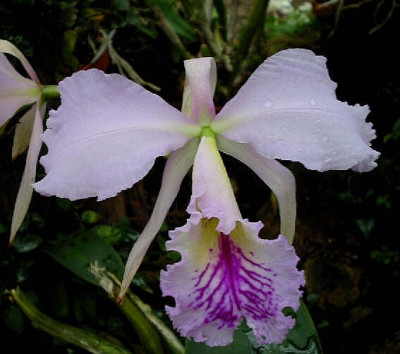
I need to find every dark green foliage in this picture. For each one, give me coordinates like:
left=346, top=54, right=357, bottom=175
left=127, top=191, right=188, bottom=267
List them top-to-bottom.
left=1, top=0, right=400, bottom=353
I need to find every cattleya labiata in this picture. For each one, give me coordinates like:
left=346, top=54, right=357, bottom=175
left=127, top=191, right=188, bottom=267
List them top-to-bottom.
left=27, top=49, right=378, bottom=345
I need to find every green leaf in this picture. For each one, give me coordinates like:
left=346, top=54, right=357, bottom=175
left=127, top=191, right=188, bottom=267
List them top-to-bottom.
left=113, top=0, right=130, bottom=11
left=152, top=0, right=196, bottom=41
left=126, top=9, right=158, bottom=38
left=62, top=29, right=79, bottom=71
left=383, top=118, right=400, bottom=142
left=56, top=198, right=71, bottom=211
left=81, top=210, right=101, bottom=224
left=31, top=212, right=45, bottom=227
left=356, top=218, right=375, bottom=237
left=93, top=224, right=123, bottom=244
left=46, top=230, right=124, bottom=285
left=47, top=230, right=168, bottom=353
left=13, top=233, right=43, bottom=253
left=247, top=300, right=322, bottom=353
left=280, top=300, right=322, bottom=352
left=185, top=301, right=322, bottom=354
left=3, top=305, right=25, bottom=333
left=185, top=322, right=252, bottom=353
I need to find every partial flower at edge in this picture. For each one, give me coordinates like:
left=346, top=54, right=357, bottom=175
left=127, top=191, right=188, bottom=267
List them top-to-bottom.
left=0, top=40, right=41, bottom=127
left=0, top=40, right=45, bottom=244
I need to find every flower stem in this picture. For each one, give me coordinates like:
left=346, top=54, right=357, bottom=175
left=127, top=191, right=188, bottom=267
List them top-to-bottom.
left=41, top=85, right=59, bottom=100
left=9, top=288, right=131, bottom=354
left=117, top=294, right=165, bottom=354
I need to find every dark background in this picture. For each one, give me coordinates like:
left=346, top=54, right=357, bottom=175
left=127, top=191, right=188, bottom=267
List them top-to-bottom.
left=1, top=1, right=399, bottom=353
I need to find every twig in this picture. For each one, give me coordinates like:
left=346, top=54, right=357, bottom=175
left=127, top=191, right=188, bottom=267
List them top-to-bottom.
left=368, top=0, right=399, bottom=34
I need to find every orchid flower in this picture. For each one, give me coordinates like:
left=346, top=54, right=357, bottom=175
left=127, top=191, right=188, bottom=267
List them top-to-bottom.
left=0, top=40, right=53, bottom=243
left=33, top=49, right=378, bottom=336
left=160, top=135, right=304, bottom=345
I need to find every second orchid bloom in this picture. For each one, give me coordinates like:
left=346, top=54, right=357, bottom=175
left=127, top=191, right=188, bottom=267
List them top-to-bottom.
left=0, top=40, right=49, bottom=244
left=33, top=49, right=379, bottom=345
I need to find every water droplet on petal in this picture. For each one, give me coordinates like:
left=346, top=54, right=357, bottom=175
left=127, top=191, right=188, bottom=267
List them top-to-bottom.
left=310, top=98, right=317, bottom=106
left=264, top=100, right=273, bottom=108
left=322, top=135, right=330, bottom=142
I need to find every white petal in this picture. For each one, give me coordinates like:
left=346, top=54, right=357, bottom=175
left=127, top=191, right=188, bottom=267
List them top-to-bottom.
left=0, top=40, right=40, bottom=83
left=213, top=49, right=379, bottom=172
left=0, top=53, right=39, bottom=126
left=182, top=57, right=216, bottom=123
left=34, top=69, right=200, bottom=201
left=10, top=102, right=45, bottom=243
left=12, top=104, right=36, bottom=159
left=188, top=136, right=241, bottom=234
left=218, top=136, right=297, bottom=243
left=118, top=138, right=199, bottom=299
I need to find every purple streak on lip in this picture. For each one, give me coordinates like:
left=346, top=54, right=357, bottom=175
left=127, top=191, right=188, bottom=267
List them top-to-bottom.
left=189, top=232, right=277, bottom=328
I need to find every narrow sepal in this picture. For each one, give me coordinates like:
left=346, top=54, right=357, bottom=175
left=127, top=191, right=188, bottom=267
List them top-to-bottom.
left=0, top=53, right=39, bottom=126
left=182, top=57, right=216, bottom=123
left=10, top=102, right=45, bottom=243
left=12, top=104, right=36, bottom=159
left=217, top=136, right=296, bottom=243
left=118, top=138, right=199, bottom=299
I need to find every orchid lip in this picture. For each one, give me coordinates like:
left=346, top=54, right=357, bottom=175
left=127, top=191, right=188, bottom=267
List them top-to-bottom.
left=161, top=135, right=303, bottom=346
left=161, top=217, right=304, bottom=346
left=189, top=231, right=278, bottom=325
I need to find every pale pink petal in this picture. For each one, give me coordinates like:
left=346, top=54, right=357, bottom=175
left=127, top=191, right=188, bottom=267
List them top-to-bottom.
left=0, top=40, right=40, bottom=83
left=212, top=49, right=379, bottom=172
left=0, top=53, right=39, bottom=126
left=182, top=57, right=216, bottom=123
left=33, top=69, right=200, bottom=201
left=10, top=101, right=45, bottom=243
left=12, top=104, right=36, bottom=159
left=187, top=136, right=241, bottom=234
left=217, top=136, right=297, bottom=243
left=118, top=138, right=199, bottom=299
left=160, top=218, right=304, bottom=346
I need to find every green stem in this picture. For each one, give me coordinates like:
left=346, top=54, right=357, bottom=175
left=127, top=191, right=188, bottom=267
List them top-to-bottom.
left=214, top=0, right=227, bottom=41
left=41, top=85, right=59, bottom=100
left=92, top=269, right=182, bottom=354
left=10, top=288, right=131, bottom=354
left=125, top=290, right=184, bottom=354
left=118, top=295, right=165, bottom=354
